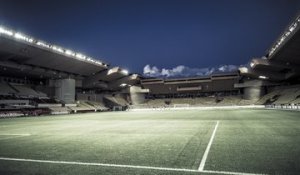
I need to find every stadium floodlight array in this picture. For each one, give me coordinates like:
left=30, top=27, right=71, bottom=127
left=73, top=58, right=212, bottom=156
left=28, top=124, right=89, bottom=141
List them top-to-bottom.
left=269, top=15, right=300, bottom=57
left=0, top=25, right=108, bottom=67
left=240, top=66, right=269, bottom=80
left=107, top=67, right=129, bottom=76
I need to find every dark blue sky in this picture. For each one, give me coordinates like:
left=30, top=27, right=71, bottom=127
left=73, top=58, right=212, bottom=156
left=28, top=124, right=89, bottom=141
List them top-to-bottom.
left=0, top=0, right=300, bottom=74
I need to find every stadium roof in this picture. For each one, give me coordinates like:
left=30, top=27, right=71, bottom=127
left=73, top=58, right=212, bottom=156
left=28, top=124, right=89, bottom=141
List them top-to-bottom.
left=239, top=13, right=300, bottom=81
left=0, top=25, right=108, bottom=77
left=0, top=25, right=141, bottom=90
left=83, top=67, right=141, bottom=90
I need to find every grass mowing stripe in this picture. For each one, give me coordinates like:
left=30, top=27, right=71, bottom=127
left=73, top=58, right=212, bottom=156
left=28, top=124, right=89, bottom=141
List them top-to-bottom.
left=198, top=121, right=219, bottom=171
left=0, top=134, right=31, bottom=136
left=0, top=134, right=31, bottom=141
left=0, top=157, right=266, bottom=175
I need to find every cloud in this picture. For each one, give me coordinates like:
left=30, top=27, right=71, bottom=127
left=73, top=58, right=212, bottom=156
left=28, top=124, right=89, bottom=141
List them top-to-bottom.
left=143, top=64, right=239, bottom=78
left=143, top=65, right=160, bottom=76
left=218, top=65, right=238, bottom=72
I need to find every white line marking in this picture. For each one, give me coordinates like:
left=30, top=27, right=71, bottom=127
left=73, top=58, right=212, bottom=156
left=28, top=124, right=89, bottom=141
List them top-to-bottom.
left=198, top=120, right=220, bottom=171
left=0, top=157, right=266, bottom=175
left=0, top=157, right=198, bottom=173
left=202, top=170, right=267, bottom=175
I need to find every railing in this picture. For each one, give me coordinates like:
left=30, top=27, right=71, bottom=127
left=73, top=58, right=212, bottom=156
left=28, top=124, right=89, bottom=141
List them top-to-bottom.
left=265, top=104, right=300, bottom=111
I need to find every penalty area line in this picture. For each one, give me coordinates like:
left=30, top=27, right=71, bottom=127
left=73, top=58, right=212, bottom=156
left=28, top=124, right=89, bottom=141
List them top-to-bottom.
left=198, top=120, right=219, bottom=171
left=0, top=157, right=266, bottom=175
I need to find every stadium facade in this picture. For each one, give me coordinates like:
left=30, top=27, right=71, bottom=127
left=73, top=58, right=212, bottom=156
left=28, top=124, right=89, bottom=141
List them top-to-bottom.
left=0, top=13, right=300, bottom=116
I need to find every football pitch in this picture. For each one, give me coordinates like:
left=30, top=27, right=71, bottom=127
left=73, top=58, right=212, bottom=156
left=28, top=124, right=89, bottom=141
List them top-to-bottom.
left=0, top=109, right=299, bottom=175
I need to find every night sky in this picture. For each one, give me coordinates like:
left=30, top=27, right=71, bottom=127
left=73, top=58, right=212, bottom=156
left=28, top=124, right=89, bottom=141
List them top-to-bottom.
left=0, top=0, right=300, bottom=75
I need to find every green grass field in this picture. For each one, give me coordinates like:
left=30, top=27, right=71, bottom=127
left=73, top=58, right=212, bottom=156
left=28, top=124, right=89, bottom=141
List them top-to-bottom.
left=0, top=109, right=299, bottom=175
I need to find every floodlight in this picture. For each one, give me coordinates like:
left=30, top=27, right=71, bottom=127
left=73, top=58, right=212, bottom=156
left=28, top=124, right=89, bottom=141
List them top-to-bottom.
left=0, top=26, right=13, bottom=36
left=14, top=33, right=26, bottom=40
left=14, top=33, right=34, bottom=43
left=36, top=41, right=48, bottom=47
left=52, top=46, right=64, bottom=53
left=65, top=50, right=75, bottom=56
left=75, top=53, right=86, bottom=60
left=95, top=61, right=103, bottom=65
left=239, top=67, right=248, bottom=73
left=107, top=69, right=114, bottom=75
left=121, top=69, right=129, bottom=75
left=131, top=74, right=138, bottom=79
left=258, top=75, right=268, bottom=79
left=120, top=83, right=127, bottom=87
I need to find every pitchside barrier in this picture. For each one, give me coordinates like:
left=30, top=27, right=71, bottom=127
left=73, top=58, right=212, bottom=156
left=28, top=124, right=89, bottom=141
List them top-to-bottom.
left=173, top=104, right=190, bottom=108
left=265, top=104, right=300, bottom=111
left=129, top=105, right=265, bottom=112
left=112, top=106, right=125, bottom=111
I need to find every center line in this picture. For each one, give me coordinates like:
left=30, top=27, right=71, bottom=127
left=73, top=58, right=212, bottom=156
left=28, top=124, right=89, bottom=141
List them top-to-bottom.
left=198, top=120, right=219, bottom=171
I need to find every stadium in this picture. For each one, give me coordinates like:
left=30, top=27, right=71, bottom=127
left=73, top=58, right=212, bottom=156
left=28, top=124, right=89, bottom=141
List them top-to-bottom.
left=0, top=3, right=300, bottom=175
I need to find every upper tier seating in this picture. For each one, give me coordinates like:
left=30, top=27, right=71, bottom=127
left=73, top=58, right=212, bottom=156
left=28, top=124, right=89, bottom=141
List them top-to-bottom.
left=0, top=82, right=17, bottom=95
left=13, top=85, right=40, bottom=97
left=257, top=85, right=300, bottom=105
left=272, top=88, right=300, bottom=105
left=104, top=95, right=128, bottom=106
left=131, top=95, right=255, bottom=109
left=68, top=101, right=97, bottom=112
left=86, top=101, right=109, bottom=111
